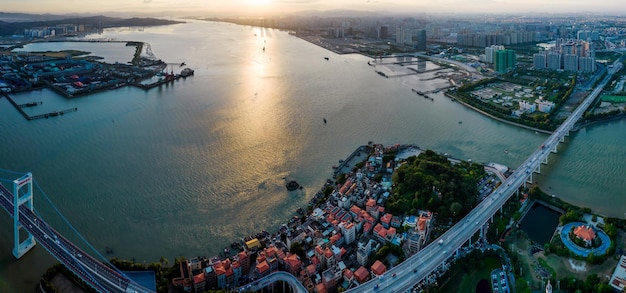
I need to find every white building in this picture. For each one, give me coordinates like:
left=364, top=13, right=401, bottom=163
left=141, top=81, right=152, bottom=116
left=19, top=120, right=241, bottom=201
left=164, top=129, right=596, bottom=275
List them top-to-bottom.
left=536, top=99, right=555, bottom=113
left=519, top=100, right=536, bottom=113
left=339, top=222, right=356, bottom=245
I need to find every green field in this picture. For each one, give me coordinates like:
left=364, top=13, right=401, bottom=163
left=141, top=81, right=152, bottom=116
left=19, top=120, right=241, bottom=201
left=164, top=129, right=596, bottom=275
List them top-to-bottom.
left=601, top=95, right=626, bottom=103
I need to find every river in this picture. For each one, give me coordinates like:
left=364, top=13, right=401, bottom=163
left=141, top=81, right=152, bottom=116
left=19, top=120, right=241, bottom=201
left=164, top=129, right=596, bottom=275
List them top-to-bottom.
left=0, top=20, right=624, bottom=292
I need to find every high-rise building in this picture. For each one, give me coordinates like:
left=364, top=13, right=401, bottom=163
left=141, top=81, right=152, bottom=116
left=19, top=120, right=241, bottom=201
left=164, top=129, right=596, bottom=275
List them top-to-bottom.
left=379, top=26, right=389, bottom=39
left=395, top=27, right=404, bottom=45
left=403, top=28, right=413, bottom=45
left=416, top=29, right=427, bottom=51
left=485, top=45, right=505, bottom=64
left=494, top=49, right=516, bottom=72
left=533, top=53, right=547, bottom=69
left=546, top=53, right=561, bottom=70
left=563, top=54, right=579, bottom=71
left=579, top=57, right=596, bottom=72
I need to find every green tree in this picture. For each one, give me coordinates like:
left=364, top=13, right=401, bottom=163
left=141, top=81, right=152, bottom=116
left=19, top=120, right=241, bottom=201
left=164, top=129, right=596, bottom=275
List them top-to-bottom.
left=450, top=202, right=462, bottom=217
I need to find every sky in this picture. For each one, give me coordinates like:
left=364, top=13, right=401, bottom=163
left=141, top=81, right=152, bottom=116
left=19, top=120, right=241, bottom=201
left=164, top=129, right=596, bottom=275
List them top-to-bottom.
left=1, top=0, right=625, bottom=16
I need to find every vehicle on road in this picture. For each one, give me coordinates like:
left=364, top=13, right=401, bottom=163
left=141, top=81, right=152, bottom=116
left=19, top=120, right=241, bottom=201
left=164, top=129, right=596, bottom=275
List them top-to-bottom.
left=438, top=239, right=444, bottom=245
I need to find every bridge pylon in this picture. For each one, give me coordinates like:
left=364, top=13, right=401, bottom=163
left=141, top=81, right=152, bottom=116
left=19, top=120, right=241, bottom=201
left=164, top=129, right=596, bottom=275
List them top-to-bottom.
left=13, top=173, right=36, bottom=259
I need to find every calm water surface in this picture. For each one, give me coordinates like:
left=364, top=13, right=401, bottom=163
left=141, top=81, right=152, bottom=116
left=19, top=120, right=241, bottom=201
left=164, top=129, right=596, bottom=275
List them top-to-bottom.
left=0, top=20, right=624, bottom=292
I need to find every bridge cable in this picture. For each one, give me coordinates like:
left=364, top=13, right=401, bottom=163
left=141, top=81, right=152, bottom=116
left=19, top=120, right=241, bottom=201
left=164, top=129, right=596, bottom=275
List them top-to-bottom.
left=30, top=178, right=135, bottom=280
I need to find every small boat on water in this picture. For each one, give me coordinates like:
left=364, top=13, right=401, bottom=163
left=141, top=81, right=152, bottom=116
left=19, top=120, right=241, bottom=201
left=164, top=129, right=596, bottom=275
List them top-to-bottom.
left=324, top=57, right=329, bottom=60
left=323, top=118, right=327, bottom=124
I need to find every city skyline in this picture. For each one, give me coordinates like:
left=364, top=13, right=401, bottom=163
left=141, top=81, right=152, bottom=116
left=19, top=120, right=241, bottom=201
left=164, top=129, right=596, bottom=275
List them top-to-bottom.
left=1, top=0, right=626, bottom=17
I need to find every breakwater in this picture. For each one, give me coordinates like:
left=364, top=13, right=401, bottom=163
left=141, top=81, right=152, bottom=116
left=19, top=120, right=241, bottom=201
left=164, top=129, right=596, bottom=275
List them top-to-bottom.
left=1, top=92, right=77, bottom=120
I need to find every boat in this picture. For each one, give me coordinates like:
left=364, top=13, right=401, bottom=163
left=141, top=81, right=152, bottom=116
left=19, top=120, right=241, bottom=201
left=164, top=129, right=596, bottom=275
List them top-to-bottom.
left=324, top=57, right=329, bottom=60
left=179, top=62, right=186, bottom=67
left=180, top=68, right=194, bottom=77
left=323, top=118, right=327, bottom=124
left=458, top=121, right=462, bottom=124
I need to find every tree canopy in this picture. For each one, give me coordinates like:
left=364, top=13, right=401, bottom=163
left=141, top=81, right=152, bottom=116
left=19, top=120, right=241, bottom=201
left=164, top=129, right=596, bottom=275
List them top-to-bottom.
left=388, top=150, right=485, bottom=220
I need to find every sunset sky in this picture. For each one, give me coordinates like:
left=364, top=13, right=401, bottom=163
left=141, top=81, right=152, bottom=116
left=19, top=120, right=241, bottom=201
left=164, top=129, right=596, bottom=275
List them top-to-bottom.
left=2, top=0, right=624, bottom=16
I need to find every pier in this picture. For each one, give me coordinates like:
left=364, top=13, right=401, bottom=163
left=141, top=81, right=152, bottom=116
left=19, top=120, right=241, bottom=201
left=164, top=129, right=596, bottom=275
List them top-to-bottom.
left=131, top=74, right=182, bottom=90
left=1, top=92, right=77, bottom=121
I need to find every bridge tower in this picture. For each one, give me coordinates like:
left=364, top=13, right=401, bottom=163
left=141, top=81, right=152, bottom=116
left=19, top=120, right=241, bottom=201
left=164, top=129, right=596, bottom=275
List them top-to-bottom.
left=13, top=173, right=36, bottom=259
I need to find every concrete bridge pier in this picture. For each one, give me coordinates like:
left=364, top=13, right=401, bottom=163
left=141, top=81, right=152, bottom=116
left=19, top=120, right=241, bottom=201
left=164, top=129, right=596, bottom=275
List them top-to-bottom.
left=551, top=144, right=558, bottom=153
left=542, top=156, right=548, bottom=165
left=12, top=173, right=36, bottom=259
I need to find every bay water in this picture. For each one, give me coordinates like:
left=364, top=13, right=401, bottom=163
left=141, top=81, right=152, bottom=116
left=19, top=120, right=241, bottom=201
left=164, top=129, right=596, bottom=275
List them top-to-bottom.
left=0, top=20, right=624, bottom=292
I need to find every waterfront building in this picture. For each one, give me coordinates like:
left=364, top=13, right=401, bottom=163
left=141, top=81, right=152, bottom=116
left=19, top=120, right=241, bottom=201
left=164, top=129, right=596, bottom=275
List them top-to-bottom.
left=536, top=99, right=555, bottom=113
left=519, top=100, right=537, bottom=113
left=237, top=251, right=250, bottom=276
left=609, top=255, right=626, bottom=291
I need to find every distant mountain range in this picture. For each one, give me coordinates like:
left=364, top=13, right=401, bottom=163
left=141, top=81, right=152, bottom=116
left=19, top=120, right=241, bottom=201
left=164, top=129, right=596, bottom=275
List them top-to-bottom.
left=0, top=13, right=183, bottom=36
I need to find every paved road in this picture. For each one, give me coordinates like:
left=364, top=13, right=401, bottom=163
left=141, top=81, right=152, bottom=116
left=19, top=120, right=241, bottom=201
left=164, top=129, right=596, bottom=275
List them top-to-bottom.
left=239, top=271, right=308, bottom=293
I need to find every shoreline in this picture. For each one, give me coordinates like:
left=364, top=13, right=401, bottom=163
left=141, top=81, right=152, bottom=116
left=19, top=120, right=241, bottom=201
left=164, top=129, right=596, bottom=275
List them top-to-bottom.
left=444, top=92, right=554, bottom=135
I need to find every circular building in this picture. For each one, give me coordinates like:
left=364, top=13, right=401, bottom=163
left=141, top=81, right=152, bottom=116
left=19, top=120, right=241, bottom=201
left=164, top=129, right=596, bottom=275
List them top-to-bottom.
left=560, top=222, right=611, bottom=257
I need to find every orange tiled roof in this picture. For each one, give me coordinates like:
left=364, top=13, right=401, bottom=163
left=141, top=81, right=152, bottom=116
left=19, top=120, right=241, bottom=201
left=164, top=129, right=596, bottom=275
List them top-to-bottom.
left=381, top=213, right=392, bottom=224
left=574, top=225, right=596, bottom=241
left=325, top=248, right=333, bottom=259
left=284, top=253, right=302, bottom=268
left=371, top=260, right=386, bottom=276
left=256, top=261, right=270, bottom=273
left=306, top=264, right=317, bottom=275
left=354, top=266, right=369, bottom=283
left=343, top=269, right=353, bottom=279
left=193, top=273, right=205, bottom=284
left=316, top=283, right=327, bottom=293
